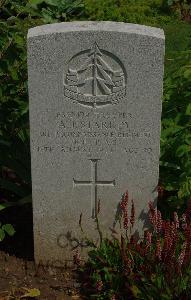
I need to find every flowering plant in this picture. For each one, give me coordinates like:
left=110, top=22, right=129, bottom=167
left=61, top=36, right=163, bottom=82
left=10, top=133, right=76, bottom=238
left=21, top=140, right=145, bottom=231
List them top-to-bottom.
left=75, top=192, right=191, bottom=299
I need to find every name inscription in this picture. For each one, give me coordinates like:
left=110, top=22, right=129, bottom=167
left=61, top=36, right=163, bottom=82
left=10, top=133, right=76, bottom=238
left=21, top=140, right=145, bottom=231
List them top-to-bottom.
left=36, top=110, right=153, bottom=155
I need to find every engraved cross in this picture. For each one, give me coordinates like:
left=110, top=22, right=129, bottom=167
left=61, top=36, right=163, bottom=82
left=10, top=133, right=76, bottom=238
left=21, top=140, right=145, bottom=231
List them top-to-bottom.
left=73, top=159, right=115, bottom=219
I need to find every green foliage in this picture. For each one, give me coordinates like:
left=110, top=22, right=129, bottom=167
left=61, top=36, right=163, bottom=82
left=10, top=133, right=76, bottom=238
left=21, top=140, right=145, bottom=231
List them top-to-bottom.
left=0, top=0, right=84, bottom=209
left=28, top=0, right=84, bottom=23
left=84, top=0, right=175, bottom=25
left=162, top=0, right=191, bottom=21
left=0, top=1, right=38, bottom=210
left=164, top=23, right=191, bottom=56
left=160, top=51, right=191, bottom=213
left=78, top=198, right=191, bottom=299
left=0, top=223, right=15, bottom=241
left=82, top=239, right=191, bottom=299
left=84, top=239, right=125, bottom=299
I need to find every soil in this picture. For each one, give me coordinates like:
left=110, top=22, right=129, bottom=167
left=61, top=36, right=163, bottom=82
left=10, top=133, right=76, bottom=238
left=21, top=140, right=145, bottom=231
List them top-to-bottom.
left=0, top=204, right=84, bottom=299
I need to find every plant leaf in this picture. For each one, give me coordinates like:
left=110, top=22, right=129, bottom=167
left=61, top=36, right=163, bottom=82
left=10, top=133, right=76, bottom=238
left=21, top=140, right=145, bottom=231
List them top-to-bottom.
left=186, top=103, right=191, bottom=116
left=176, top=145, right=190, bottom=157
left=2, top=224, right=16, bottom=236
left=0, top=228, right=5, bottom=241
left=21, top=288, right=40, bottom=298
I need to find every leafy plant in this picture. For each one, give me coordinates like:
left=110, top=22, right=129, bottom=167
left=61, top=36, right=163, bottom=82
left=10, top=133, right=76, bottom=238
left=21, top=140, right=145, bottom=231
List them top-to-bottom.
left=0, top=0, right=86, bottom=210
left=29, top=0, right=84, bottom=23
left=84, top=0, right=176, bottom=25
left=162, top=0, right=191, bottom=21
left=160, top=50, right=191, bottom=214
left=76, top=192, right=191, bottom=299
left=0, top=223, right=15, bottom=241
left=1, top=287, right=40, bottom=299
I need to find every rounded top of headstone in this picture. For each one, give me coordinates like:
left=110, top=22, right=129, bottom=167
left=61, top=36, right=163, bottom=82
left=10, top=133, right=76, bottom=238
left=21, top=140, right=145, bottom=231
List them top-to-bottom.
left=28, top=21, right=164, bottom=40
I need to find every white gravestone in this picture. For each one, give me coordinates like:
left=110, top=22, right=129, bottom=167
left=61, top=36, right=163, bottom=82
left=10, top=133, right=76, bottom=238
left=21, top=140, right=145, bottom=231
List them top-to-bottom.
left=27, top=22, right=165, bottom=264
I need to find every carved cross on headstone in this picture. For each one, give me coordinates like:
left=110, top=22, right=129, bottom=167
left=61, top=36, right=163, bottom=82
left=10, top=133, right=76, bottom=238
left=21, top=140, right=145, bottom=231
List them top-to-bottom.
left=73, top=159, right=116, bottom=218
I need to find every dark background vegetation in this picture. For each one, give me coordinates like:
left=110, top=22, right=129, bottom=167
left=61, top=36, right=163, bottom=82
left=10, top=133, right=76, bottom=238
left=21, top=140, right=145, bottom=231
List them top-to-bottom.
left=0, top=0, right=190, bottom=241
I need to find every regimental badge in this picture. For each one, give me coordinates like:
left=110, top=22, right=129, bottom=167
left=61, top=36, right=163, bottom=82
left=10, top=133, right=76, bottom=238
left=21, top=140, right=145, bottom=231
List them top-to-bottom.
left=64, top=42, right=126, bottom=108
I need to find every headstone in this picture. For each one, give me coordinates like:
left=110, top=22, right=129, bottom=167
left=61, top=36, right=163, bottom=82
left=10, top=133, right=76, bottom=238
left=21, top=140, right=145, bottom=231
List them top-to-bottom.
left=27, top=21, right=165, bottom=264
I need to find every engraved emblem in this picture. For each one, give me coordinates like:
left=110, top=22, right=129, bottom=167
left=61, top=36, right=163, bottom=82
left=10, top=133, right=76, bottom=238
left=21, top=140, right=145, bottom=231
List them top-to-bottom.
left=64, top=42, right=126, bottom=108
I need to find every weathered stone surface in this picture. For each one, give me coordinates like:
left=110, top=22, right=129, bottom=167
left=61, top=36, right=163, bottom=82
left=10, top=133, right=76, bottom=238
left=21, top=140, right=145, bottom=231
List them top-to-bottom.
left=27, top=21, right=165, bottom=264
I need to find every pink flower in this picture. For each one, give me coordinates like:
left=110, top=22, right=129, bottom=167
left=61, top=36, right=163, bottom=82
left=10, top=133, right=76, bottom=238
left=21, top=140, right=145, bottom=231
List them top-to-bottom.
left=120, top=191, right=129, bottom=230
left=120, top=191, right=128, bottom=211
left=148, top=201, right=154, bottom=213
left=157, top=210, right=162, bottom=233
left=173, top=212, right=179, bottom=229
left=181, top=214, right=187, bottom=230
left=171, top=221, right=178, bottom=240
left=162, top=222, right=172, bottom=249
left=185, top=226, right=191, bottom=243
left=145, top=231, right=152, bottom=249
left=156, top=239, right=162, bottom=260
left=178, top=242, right=187, bottom=266
left=183, top=247, right=191, bottom=266
left=73, top=250, right=81, bottom=266
left=96, top=280, right=103, bottom=292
